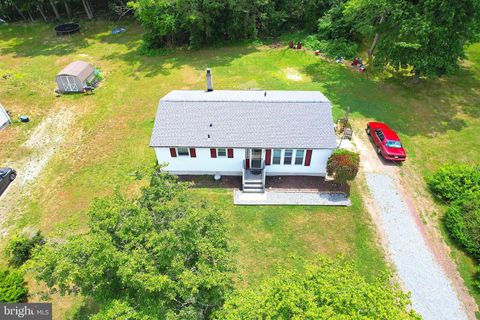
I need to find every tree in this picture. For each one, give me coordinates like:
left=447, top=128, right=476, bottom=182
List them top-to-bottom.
left=36, top=0, right=48, bottom=23
left=48, top=0, right=61, bottom=20
left=63, top=0, right=71, bottom=18
left=81, top=0, right=94, bottom=20
left=343, top=0, right=389, bottom=58
left=374, top=0, right=480, bottom=81
left=326, top=149, right=360, bottom=185
left=32, top=171, right=234, bottom=319
left=216, top=257, right=420, bottom=319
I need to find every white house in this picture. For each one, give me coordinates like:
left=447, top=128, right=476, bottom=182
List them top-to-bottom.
left=150, top=72, right=337, bottom=192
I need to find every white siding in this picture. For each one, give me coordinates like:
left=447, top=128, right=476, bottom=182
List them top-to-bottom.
left=0, top=104, right=10, bottom=129
left=154, top=147, right=333, bottom=176
left=155, top=147, right=245, bottom=176
left=267, top=149, right=333, bottom=176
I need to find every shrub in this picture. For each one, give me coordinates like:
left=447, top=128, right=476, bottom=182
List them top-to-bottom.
left=302, top=35, right=322, bottom=50
left=318, top=39, right=358, bottom=59
left=327, top=149, right=360, bottom=185
left=427, top=164, right=480, bottom=203
left=444, top=193, right=480, bottom=260
left=6, top=232, right=45, bottom=267
left=0, top=268, right=28, bottom=302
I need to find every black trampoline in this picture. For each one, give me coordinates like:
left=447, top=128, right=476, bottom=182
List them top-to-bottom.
left=55, top=23, right=80, bottom=36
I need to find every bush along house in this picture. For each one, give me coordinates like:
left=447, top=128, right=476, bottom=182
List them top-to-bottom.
left=150, top=69, right=337, bottom=193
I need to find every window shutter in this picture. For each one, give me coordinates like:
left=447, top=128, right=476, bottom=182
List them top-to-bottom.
left=169, top=148, right=177, bottom=157
left=189, top=148, right=196, bottom=158
left=210, top=148, right=217, bottom=158
left=227, top=148, right=234, bottom=158
left=265, top=149, right=271, bottom=165
left=305, top=149, right=312, bottom=166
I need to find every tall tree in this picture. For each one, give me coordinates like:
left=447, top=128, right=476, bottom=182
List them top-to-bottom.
left=6, top=0, right=27, bottom=21
left=49, top=0, right=61, bottom=20
left=63, top=0, right=71, bottom=18
left=81, top=0, right=94, bottom=19
left=344, top=0, right=389, bottom=58
left=374, top=0, right=480, bottom=81
left=37, top=1, right=48, bottom=22
left=32, top=171, right=235, bottom=319
left=216, top=257, right=420, bottom=319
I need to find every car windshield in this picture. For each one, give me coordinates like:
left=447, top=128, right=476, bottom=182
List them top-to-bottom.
left=386, top=140, right=402, bottom=148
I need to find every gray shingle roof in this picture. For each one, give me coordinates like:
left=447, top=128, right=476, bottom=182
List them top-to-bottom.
left=57, top=61, right=94, bottom=82
left=150, top=90, right=337, bottom=149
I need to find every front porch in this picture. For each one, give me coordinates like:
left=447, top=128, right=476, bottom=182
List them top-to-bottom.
left=242, top=159, right=265, bottom=193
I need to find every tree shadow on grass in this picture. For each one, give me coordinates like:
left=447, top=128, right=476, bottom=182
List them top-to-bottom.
left=0, top=22, right=93, bottom=57
left=101, top=44, right=260, bottom=78
left=303, top=60, right=480, bottom=138
left=71, top=298, right=99, bottom=320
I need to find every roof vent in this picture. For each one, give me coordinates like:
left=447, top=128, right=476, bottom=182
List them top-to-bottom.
left=206, top=68, right=213, bottom=92
left=264, top=91, right=267, bottom=97
left=209, top=123, right=213, bottom=127
left=207, top=134, right=211, bottom=140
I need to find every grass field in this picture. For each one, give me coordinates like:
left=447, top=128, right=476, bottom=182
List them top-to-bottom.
left=0, top=20, right=479, bottom=318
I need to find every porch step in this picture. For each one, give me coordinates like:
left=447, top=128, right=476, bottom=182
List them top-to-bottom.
left=244, top=179, right=262, bottom=184
left=243, top=183, right=264, bottom=193
left=243, top=187, right=265, bottom=193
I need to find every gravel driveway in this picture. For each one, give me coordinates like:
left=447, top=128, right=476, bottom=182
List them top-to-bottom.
left=365, top=173, right=467, bottom=320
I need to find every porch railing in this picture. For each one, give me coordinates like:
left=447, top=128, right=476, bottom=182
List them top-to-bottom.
left=242, top=160, right=266, bottom=193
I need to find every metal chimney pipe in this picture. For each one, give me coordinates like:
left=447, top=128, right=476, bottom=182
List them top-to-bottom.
left=206, top=68, right=213, bottom=92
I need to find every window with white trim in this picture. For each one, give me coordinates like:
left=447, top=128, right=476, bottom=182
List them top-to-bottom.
left=177, top=147, right=189, bottom=156
left=217, top=148, right=227, bottom=157
left=272, top=149, right=282, bottom=165
left=283, top=149, right=293, bottom=165
left=295, top=149, right=305, bottom=165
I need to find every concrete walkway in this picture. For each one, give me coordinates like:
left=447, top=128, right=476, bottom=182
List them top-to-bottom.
left=365, top=172, right=468, bottom=320
left=233, top=190, right=350, bottom=206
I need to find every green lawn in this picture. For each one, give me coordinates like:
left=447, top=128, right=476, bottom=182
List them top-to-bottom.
left=0, top=20, right=479, bottom=318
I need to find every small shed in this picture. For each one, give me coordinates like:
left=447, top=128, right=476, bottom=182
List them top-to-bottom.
left=56, top=61, right=94, bottom=93
left=0, top=102, right=11, bottom=130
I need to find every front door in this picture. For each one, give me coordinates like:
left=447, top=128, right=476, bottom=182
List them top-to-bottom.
left=250, top=149, right=263, bottom=169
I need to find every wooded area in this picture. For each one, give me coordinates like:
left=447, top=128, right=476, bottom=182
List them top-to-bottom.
left=1, top=0, right=479, bottom=80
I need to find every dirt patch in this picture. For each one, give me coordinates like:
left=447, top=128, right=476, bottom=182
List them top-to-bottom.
left=284, top=68, right=305, bottom=81
left=0, top=107, right=75, bottom=239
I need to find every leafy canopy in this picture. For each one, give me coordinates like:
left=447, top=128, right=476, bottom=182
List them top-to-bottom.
left=374, top=0, right=480, bottom=78
left=32, top=171, right=235, bottom=319
left=216, top=257, right=420, bottom=319
left=0, top=268, right=28, bottom=303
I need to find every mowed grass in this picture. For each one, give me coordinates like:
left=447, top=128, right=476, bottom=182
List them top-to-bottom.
left=0, top=20, right=479, bottom=317
left=190, top=183, right=383, bottom=286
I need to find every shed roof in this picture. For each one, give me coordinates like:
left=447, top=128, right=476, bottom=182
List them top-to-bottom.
left=57, top=61, right=94, bottom=82
left=150, top=90, right=337, bottom=149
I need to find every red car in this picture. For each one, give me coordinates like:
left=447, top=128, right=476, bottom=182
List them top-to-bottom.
left=366, top=122, right=406, bottom=161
